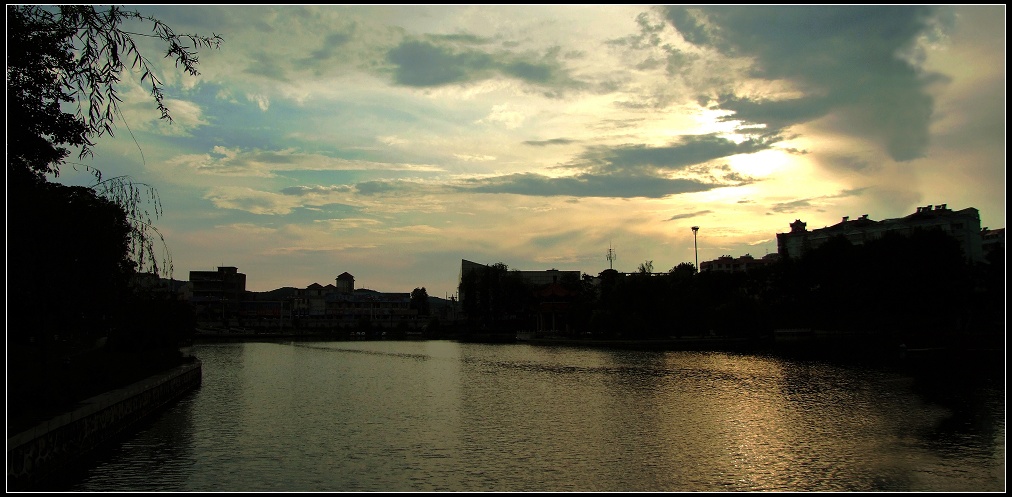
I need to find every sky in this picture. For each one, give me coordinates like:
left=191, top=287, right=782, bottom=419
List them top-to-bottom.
left=49, top=5, right=1006, bottom=296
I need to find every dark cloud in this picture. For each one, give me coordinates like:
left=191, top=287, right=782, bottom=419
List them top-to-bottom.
left=663, top=6, right=941, bottom=161
left=665, top=7, right=720, bottom=49
left=606, top=12, right=668, bottom=49
left=297, top=31, right=354, bottom=68
left=425, top=33, right=494, bottom=45
left=385, top=39, right=581, bottom=91
left=387, top=40, right=494, bottom=86
left=245, top=52, right=290, bottom=81
left=502, top=61, right=553, bottom=83
left=713, top=93, right=830, bottom=132
left=590, top=118, right=646, bottom=130
left=574, top=132, right=781, bottom=174
left=455, top=133, right=768, bottom=198
left=523, top=138, right=578, bottom=147
left=252, top=152, right=299, bottom=164
left=822, top=155, right=876, bottom=172
left=457, top=171, right=721, bottom=198
left=355, top=180, right=403, bottom=195
left=281, top=185, right=353, bottom=196
left=839, top=187, right=868, bottom=197
left=767, top=188, right=867, bottom=214
left=769, top=198, right=818, bottom=214
left=665, top=210, right=712, bottom=221
left=530, top=230, right=585, bottom=249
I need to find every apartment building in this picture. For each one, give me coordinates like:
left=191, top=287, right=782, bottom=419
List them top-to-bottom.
left=776, top=204, right=984, bottom=262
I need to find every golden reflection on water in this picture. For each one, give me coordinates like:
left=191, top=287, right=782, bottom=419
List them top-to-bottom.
left=61, top=341, right=1003, bottom=492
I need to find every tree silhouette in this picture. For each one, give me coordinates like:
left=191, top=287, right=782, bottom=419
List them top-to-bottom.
left=7, top=5, right=222, bottom=277
left=8, top=5, right=223, bottom=177
left=7, top=7, right=223, bottom=430
left=669, top=262, right=696, bottom=276
left=410, top=287, right=431, bottom=316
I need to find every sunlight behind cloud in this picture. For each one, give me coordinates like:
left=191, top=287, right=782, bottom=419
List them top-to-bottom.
left=60, top=5, right=1005, bottom=293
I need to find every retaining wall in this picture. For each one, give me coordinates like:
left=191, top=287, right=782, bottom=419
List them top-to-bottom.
left=7, top=360, right=202, bottom=490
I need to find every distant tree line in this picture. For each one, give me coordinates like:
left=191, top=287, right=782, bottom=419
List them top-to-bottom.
left=458, top=228, right=1004, bottom=348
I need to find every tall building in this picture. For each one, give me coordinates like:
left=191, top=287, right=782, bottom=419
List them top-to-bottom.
left=776, top=204, right=984, bottom=262
left=981, top=227, right=1005, bottom=259
left=189, top=266, right=246, bottom=304
left=189, top=266, right=247, bottom=323
left=336, top=272, right=355, bottom=294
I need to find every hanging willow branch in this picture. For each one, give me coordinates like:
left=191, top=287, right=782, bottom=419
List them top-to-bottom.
left=9, top=5, right=222, bottom=279
left=51, top=5, right=223, bottom=160
left=69, top=162, right=173, bottom=278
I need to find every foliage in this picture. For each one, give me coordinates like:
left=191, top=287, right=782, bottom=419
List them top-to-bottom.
left=6, top=4, right=219, bottom=433
left=7, top=5, right=222, bottom=277
left=7, top=5, right=223, bottom=178
left=7, top=5, right=87, bottom=183
left=90, top=172, right=174, bottom=277
left=8, top=181, right=136, bottom=345
left=458, top=262, right=534, bottom=330
left=670, top=262, right=696, bottom=276
left=410, top=287, right=431, bottom=316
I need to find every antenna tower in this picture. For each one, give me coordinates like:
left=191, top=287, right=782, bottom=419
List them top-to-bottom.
left=606, top=242, right=616, bottom=270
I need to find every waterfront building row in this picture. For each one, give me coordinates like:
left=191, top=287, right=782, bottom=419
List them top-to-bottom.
left=179, top=203, right=1001, bottom=328
left=775, top=204, right=987, bottom=263
left=187, top=269, right=428, bottom=330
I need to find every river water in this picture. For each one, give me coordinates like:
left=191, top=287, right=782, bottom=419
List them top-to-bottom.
left=55, top=340, right=1004, bottom=492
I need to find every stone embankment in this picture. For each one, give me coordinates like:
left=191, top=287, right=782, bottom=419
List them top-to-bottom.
left=7, top=360, right=202, bottom=491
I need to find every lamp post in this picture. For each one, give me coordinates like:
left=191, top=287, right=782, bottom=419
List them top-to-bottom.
left=691, top=226, right=699, bottom=274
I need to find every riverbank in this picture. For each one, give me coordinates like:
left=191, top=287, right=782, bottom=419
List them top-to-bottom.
left=7, top=340, right=195, bottom=436
left=7, top=359, right=202, bottom=491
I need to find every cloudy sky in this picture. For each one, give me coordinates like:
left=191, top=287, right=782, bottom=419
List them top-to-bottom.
left=55, top=5, right=1005, bottom=295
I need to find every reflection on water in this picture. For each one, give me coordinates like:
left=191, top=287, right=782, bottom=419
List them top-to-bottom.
left=59, top=341, right=1004, bottom=492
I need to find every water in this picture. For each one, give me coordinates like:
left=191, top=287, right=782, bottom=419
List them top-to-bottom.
left=55, top=340, right=1004, bottom=492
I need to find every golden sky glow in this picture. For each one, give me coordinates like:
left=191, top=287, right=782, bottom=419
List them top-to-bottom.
left=54, top=5, right=1005, bottom=295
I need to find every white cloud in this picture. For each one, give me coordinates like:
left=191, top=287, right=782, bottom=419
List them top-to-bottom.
left=67, top=5, right=1003, bottom=293
left=247, top=93, right=271, bottom=112
left=204, top=187, right=299, bottom=215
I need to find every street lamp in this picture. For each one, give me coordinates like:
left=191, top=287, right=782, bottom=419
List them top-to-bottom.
left=691, top=226, right=699, bottom=274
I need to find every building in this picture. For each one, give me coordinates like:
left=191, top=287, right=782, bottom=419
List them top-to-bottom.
left=776, top=204, right=984, bottom=263
left=981, top=227, right=1004, bottom=259
left=700, top=253, right=780, bottom=273
left=458, top=259, right=583, bottom=333
left=460, top=259, right=581, bottom=287
left=189, top=266, right=247, bottom=323
left=189, top=266, right=246, bottom=302
left=336, top=272, right=355, bottom=294
left=291, top=273, right=416, bottom=330
left=532, top=282, right=580, bottom=334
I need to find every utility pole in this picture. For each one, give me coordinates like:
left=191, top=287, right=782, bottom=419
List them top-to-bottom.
left=691, top=226, right=699, bottom=274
